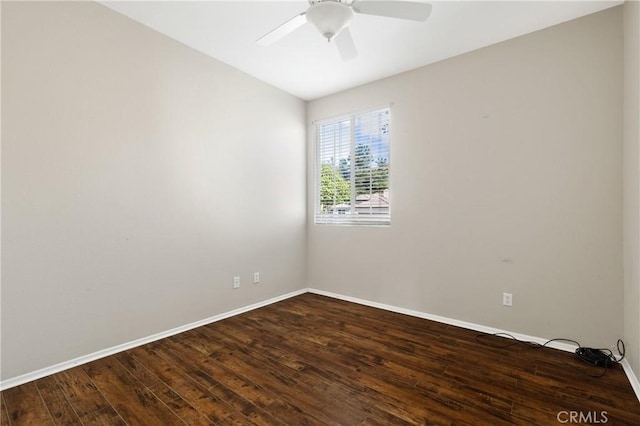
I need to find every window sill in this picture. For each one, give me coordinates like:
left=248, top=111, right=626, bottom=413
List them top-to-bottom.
left=314, top=216, right=391, bottom=227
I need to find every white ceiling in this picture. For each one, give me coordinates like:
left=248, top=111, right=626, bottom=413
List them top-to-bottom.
left=101, top=0, right=622, bottom=100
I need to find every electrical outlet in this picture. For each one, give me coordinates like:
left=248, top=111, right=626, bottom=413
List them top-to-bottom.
left=253, top=272, right=260, bottom=284
left=233, top=276, right=240, bottom=289
left=503, top=292, right=513, bottom=307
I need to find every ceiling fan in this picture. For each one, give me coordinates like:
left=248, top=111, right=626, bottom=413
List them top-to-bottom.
left=257, top=0, right=432, bottom=61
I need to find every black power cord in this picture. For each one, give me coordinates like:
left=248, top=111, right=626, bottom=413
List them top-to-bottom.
left=476, top=333, right=626, bottom=377
left=575, top=339, right=625, bottom=367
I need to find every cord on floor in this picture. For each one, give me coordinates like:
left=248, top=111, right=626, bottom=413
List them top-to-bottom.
left=475, top=333, right=625, bottom=378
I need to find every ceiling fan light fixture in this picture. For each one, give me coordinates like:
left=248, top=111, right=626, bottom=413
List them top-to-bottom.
left=257, top=0, right=433, bottom=62
left=306, top=1, right=354, bottom=41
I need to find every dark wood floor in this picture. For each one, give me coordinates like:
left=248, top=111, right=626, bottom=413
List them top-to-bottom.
left=2, top=293, right=639, bottom=425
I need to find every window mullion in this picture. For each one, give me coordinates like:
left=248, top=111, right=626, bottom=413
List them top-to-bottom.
left=368, top=113, right=373, bottom=215
left=349, top=117, right=356, bottom=215
left=332, top=123, right=338, bottom=208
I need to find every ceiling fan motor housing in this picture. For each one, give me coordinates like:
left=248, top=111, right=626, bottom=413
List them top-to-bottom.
left=306, top=1, right=354, bottom=41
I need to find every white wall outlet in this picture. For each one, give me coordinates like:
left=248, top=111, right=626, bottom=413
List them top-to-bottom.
left=253, top=272, right=260, bottom=284
left=233, top=276, right=240, bottom=289
left=503, top=292, right=513, bottom=307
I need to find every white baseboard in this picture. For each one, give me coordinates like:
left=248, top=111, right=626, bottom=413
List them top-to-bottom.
left=0, top=288, right=307, bottom=391
left=621, top=359, right=640, bottom=402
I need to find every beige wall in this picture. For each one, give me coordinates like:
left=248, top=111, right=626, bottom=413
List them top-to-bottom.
left=624, top=0, right=640, bottom=376
left=1, top=1, right=306, bottom=380
left=308, top=8, right=624, bottom=348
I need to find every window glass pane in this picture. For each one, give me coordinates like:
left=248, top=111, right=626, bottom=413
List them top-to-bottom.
left=316, top=107, right=390, bottom=225
left=354, top=109, right=390, bottom=217
left=318, top=120, right=351, bottom=214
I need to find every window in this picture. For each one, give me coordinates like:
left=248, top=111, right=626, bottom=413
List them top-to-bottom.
left=315, top=107, right=390, bottom=225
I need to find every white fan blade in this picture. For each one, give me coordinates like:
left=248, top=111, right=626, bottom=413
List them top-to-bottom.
left=352, top=1, right=432, bottom=22
left=257, top=13, right=307, bottom=46
left=335, top=28, right=358, bottom=61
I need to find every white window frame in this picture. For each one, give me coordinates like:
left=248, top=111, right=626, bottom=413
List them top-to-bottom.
left=314, top=106, right=391, bottom=226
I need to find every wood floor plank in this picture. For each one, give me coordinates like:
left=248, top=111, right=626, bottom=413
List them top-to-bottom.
left=2, top=293, right=639, bottom=425
left=205, top=323, right=370, bottom=424
left=160, top=336, right=319, bottom=426
left=162, top=336, right=277, bottom=407
left=209, top=340, right=365, bottom=424
left=148, top=341, right=278, bottom=425
left=128, top=344, right=238, bottom=423
left=113, top=346, right=211, bottom=425
left=113, top=351, right=162, bottom=389
left=82, top=356, right=185, bottom=425
left=53, top=366, right=111, bottom=417
left=35, top=376, right=82, bottom=425
left=2, top=382, right=54, bottom=425
left=147, top=382, right=215, bottom=426
left=1, top=394, right=12, bottom=426
left=79, top=406, right=127, bottom=425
